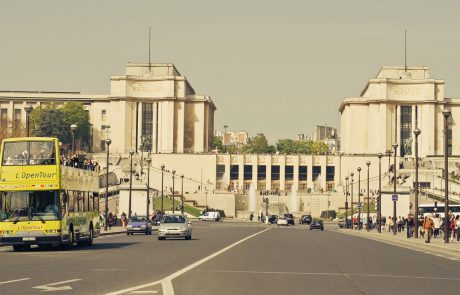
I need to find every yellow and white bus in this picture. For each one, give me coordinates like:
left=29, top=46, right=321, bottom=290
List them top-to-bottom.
left=0, top=137, right=101, bottom=251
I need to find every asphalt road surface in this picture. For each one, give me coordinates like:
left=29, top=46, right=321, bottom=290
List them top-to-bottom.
left=1, top=222, right=460, bottom=295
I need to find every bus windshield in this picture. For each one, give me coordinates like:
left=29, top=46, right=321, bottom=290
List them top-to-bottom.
left=2, top=141, right=56, bottom=166
left=0, top=191, right=60, bottom=222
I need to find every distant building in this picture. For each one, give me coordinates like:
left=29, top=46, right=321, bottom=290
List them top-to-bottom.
left=219, top=131, right=249, bottom=146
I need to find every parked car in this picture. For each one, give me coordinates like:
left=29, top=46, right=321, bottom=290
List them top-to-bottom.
left=199, top=211, right=221, bottom=221
left=284, top=213, right=295, bottom=225
left=158, top=214, right=192, bottom=240
left=299, top=214, right=312, bottom=225
left=267, top=215, right=278, bottom=224
left=127, top=216, right=152, bottom=235
left=277, top=216, right=289, bottom=226
left=338, top=218, right=352, bottom=229
left=309, top=219, right=324, bottom=230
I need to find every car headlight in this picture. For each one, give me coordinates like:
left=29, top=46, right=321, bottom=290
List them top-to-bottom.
left=127, top=225, right=133, bottom=228
left=141, top=225, right=146, bottom=228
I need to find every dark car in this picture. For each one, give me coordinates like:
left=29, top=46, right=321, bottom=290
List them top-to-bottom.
left=284, top=213, right=295, bottom=225
left=299, top=214, right=312, bottom=225
left=267, top=215, right=278, bottom=224
left=127, top=216, right=152, bottom=235
left=338, top=218, right=352, bottom=229
left=309, top=219, right=324, bottom=230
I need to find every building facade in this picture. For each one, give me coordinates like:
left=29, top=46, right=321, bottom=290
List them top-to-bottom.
left=0, top=63, right=216, bottom=154
left=339, top=67, right=460, bottom=157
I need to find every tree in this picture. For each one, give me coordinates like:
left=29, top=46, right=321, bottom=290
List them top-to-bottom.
left=61, top=102, right=91, bottom=148
left=0, top=119, right=26, bottom=143
left=247, top=134, right=275, bottom=154
left=212, top=136, right=223, bottom=151
left=310, top=141, right=329, bottom=155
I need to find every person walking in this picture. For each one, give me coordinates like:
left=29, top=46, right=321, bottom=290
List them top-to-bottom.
left=108, top=212, right=114, bottom=230
left=121, top=212, right=127, bottom=229
left=433, top=214, right=441, bottom=238
left=406, top=215, right=413, bottom=238
left=423, top=215, right=434, bottom=243
left=450, top=215, right=456, bottom=243
left=456, top=215, right=460, bottom=243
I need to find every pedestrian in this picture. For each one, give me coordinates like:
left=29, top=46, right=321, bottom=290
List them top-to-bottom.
left=121, top=211, right=127, bottom=229
left=108, top=212, right=114, bottom=230
left=249, top=212, right=254, bottom=222
left=260, top=212, right=264, bottom=223
left=257, top=213, right=261, bottom=222
left=433, top=214, right=441, bottom=238
left=406, top=215, right=413, bottom=239
left=422, top=215, right=434, bottom=243
left=450, top=215, right=456, bottom=243
left=456, top=215, right=460, bottom=243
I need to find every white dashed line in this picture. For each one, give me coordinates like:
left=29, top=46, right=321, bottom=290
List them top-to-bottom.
left=0, top=278, right=31, bottom=285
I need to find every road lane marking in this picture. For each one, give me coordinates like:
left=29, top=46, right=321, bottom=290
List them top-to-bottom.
left=104, top=228, right=271, bottom=295
left=193, top=269, right=460, bottom=281
left=0, top=278, right=31, bottom=285
left=33, top=279, right=82, bottom=292
left=129, top=291, right=158, bottom=294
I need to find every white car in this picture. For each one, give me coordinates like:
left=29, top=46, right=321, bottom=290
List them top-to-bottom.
left=199, top=211, right=221, bottom=221
left=158, top=214, right=192, bottom=240
left=277, top=217, right=289, bottom=226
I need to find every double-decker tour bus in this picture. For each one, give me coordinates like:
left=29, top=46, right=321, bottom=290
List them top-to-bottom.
left=0, top=137, right=101, bottom=251
left=419, top=203, right=460, bottom=218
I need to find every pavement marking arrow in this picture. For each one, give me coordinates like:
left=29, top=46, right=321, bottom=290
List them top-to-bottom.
left=33, top=279, right=82, bottom=292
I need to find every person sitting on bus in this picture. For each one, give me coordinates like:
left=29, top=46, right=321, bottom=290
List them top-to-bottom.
left=4, top=157, right=13, bottom=165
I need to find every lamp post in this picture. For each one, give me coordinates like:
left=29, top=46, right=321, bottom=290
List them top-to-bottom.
left=24, top=104, right=33, bottom=137
left=442, top=109, right=451, bottom=244
left=70, top=124, right=78, bottom=155
left=414, top=128, right=421, bottom=238
left=104, top=138, right=111, bottom=231
left=393, top=142, right=398, bottom=235
left=128, top=150, right=134, bottom=218
left=377, top=153, right=383, bottom=233
left=146, top=157, right=151, bottom=219
left=366, top=161, right=371, bottom=231
left=161, top=164, right=165, bottom=213
left=357, top=167, right=361, bottom=230
left=172, top=170, right=176, bottom=213
left=350, top=172, right=354, bottom=229
left=181, top=175, right=184, bottom=214
left=345, top=175, right=349, bottom=228
left=205, top=190, right=208, bottom=212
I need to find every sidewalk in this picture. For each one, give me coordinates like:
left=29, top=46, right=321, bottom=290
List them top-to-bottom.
left=100, top=225, right=126, bottom=236
left=339, top=227, right=460, bottom=258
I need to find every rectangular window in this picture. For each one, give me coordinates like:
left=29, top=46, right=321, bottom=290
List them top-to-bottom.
left=141, top=103, right=153, bottom=151
left=400, top=106, right=412, bottom=156
left=0, top=108, right=7, bottom=126
left=14, top=109, right=21, bottom=129
left=101, top=110, right=107, bottom=122
left=100, top=140, right=106, bottom=152
left=216, top=165, right=225, bottom=179
left=230, top=165, right=239, bottom=180
left=244, top=165, right=252, bottom=180
left=257, top=165, right=266, bottom=180
left=271, top=165, right=280, bottom=181
left=285, top=166, right=294, bottom=180
left=299, top=166, right=308, bottom=181
left=313, top=166, right=321, bottom=181
left=326, top=166, right=335, bottom=181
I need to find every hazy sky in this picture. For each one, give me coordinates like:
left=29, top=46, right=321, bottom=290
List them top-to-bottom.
left=1, top=1, right=460, bottom=143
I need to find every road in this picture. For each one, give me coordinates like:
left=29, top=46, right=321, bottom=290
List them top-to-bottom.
left=1, top=222, right=460, bottom=295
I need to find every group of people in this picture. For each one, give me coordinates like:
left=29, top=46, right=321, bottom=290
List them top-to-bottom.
left=61, top=154, right=100, bottom=171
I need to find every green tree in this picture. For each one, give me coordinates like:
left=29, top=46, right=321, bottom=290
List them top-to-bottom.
left=61, top=102, right=91, bottom=148
left=247, top=134, right=275, bottom=154
left=212, top=136, right=223, bottom=151
left=310, top=141, right=329, bottom=154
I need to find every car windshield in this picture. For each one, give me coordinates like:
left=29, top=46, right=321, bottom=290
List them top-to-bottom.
left=2, top=141, right=56, bottom=166
left=0, top=190, right=60, bottom=222
left=162, top=215, right=186, bottom=223
left=130, top=216, right=147, bottom=222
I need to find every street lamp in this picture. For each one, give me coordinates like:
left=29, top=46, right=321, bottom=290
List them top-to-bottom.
left=24, top=104, right=33, bottom=137
left=442, top=109, right=451, bottom=244
left=70, top=124, right=78, bottom=155
left=413, top=128, right=421, bottom=238
left=104, top=138, right=112, bottom=231
left=392, top=142, right=398, bottom=235
left=128, top=150, right=134, bottom=218
left=377, top=153, right=383, bottom=233
left=146, top=157, right=151, bottom=219
left=366, top=161, right=371, bottom=231
left=161, top=164, right=165, bottom=213
left=357, top=167, right=361, bottom=230
left=172, top=170, right=176, bottom=213
left=350, top=172, right=354, bottom=230
left=181, top=175, right=185, bottom=214
left=345, top=175, right=349, bottom=228
left=205, top=190, right=208, bottom=212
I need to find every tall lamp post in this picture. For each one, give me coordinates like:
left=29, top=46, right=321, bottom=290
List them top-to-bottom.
left=24, top=104, right=33, bottom=137
left=442, top=109, right=451, bottom=244
left=70, top=124, right=78, bottom=155
left=414, top=128, right=421, bottom=238
left=104, top=138, right=111, bottom=231
left=392, top=142, right=398, bottom=235
left=128, top=150, right=134, bottom=218
left=377, top=153, right=383, bottom=233
left=146, top=157, right=151, bottom=219
left=366, top=161, right=371, bottom=231
left=161, top=164, right=165, bottom=213
left=357, top=167, right=361, bottom=230
left=172, top=170, right=176, bottom=213
left=350, top=172, right=354, bottom=229
left=181, top=175, right=184, bottom=214
left=345, top=175, right=349, bottom=227
left=205, top=190, right=208, bottom=212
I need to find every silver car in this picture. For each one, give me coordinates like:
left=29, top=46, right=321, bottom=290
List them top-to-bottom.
left=158, top=214, right=192, bottom=240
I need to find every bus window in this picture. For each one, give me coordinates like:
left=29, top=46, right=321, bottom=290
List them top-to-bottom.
left=2, top=141, right=56, bottom=166
left=1, top=191, right=60, bottom=221
left=68, top=191, right=75, bottom=213
left=86, top=192, right=90, bottom=211
left=94, top=194, right=99, bottom=211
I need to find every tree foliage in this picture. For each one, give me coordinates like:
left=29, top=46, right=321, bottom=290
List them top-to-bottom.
left=30, top=102, right=91, bottom=147
left=0, top=119, right=26, bottom=143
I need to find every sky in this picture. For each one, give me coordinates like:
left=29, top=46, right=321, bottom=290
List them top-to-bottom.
left=1, top=1, right=460, bottom=143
